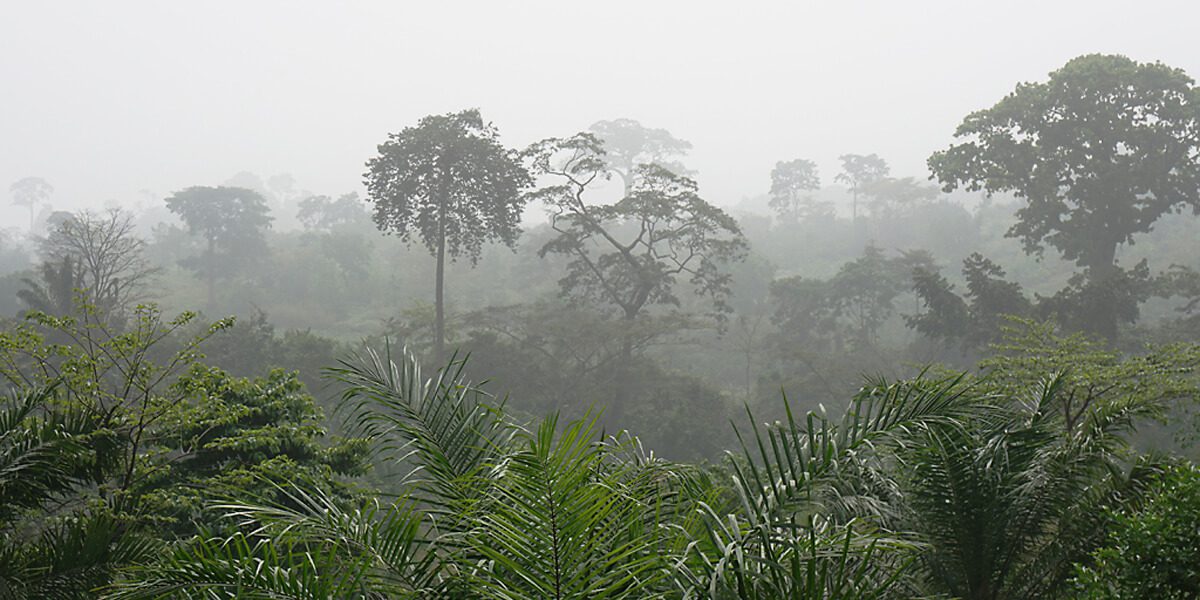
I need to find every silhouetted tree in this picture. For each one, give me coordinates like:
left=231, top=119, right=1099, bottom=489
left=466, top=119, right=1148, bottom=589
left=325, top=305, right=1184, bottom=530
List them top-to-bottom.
left=929, top=54, right=1200, bottom=339
left=364, top=109, right=531, bottom=360
left=527, top=133, right=746, bottom=408
left=528, top=133, right=747, bottom=327
left=908, top=253, right=1033, bottom=349
left=17, top=255, right=79, bottom=316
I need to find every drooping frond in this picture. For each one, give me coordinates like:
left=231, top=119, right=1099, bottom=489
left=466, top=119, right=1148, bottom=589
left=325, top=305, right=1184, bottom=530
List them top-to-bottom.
left=327, top=343, right=512, bottom=513
left=470, top=412, right=672, bottom=599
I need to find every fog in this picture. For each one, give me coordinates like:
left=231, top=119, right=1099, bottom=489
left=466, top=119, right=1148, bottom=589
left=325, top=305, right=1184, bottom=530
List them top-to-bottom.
left=4, top=0, right=1197, bottom=221
left=6, top=3, right=1200, bottom=595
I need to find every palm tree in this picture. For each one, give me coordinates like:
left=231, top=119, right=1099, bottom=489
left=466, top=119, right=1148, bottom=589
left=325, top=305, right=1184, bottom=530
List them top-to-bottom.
left=17, top=256, right=82, bottom=316
left=896, top=373, right=1167, bottom=599
left=0, top=385, right=159, bottom=599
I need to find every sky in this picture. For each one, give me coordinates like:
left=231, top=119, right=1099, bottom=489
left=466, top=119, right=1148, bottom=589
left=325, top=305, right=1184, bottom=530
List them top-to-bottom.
left=2, top=0, right=1199, bottom=226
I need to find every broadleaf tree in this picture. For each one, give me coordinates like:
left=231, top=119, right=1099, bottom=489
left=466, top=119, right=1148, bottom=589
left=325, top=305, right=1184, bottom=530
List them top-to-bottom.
left=929, top=54, right=1200, bottom=339
left=364, top=108, right=532, bottom=360
left=588, top=118, right=693, bottom=195
left=526, top=133, right=747, bottom=368
left=834, top=153, right=889, bottom=220
left=769, top=158, right=826, bottom=223
left=165, top=186, right=273, bottom=308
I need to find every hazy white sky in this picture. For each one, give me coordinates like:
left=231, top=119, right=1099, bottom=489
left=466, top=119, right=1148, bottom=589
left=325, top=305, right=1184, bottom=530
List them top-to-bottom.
left=3, top=0, right=1198, bottom=224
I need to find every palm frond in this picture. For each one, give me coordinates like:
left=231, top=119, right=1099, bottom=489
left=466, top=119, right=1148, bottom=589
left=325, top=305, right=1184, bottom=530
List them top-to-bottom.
left=327, top=344, right=512, bottom=513
left=684, top=372, right=981, bottom=596
left=0, top=383, right=94, bottom=523
left=471, top=412, right=671, bottom=599
left=214, top=484, right=448, bottom=596
left=105, top=532, right=368, bottom=600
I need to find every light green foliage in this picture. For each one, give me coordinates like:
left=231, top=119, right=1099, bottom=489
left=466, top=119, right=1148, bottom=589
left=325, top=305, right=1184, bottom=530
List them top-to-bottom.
left=0, top=302, right=368, bottom=595
left=0, top=305, right=229, bottom=495
left=980, top=319, right=1200, bottom=441
left=137, top=366, right=368, bottom=537
left=0, top=384, right=162, bottom=599
left=1071, top=466, right=1200, bottom=599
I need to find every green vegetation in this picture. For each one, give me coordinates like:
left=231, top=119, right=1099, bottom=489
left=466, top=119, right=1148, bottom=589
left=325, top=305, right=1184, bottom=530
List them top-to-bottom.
left=1, top=52, right=1199, bottom=596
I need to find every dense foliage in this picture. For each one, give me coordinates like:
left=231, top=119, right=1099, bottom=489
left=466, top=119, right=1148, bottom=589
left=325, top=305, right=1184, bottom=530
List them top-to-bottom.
left=1, top=52, right=1199, bottom=596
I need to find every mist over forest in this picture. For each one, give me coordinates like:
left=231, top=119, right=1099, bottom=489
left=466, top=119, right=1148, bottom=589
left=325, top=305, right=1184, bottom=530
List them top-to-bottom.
left=3, top=3, right=1200, bottom=598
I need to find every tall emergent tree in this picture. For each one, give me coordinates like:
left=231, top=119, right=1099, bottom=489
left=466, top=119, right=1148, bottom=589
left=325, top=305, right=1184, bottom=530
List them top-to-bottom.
left=929, top=54, right=1200, bottom=340
left=364, top=109, right=531, bottom=360
left=589, top=118, right=692, bottom=195
left=526, top=133, right=747, bottom=358
left=835, top=153, right=889, bottom=220
left=769, top=158, right=825, bottom=223
left=9, top=177, right=53, bottom=231
left=165, top=186, right=273, bottom=308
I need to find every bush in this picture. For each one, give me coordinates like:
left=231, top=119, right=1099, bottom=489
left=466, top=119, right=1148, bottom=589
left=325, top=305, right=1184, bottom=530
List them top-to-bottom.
left=1071, top=465, right=1200, bottom=599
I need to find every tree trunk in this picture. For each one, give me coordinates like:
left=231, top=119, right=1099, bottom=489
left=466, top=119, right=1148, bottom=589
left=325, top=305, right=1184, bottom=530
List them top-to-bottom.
left=434, top=220, right=446, bottom=364
left=1086, top=240, right=1121, bottom=342
left=612, top=307, right=638, bottom=411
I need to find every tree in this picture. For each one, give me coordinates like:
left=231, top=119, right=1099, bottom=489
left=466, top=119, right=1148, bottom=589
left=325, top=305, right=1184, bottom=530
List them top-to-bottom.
left=929, top=54, right=1200, bottom=340
left=363, top=109, right=531, bottom=361
left=589, top=118, right=692, bottom=195
left=526, top=133, right=745, bottom=407
left=527, top=133, right=747, bottom=328
left=834, top=154, right=889, bottom=220
left=769, top=158, right=826, bottom=223
left=860, top=176, right=938, bottom=217
left=9, top=177, right=53, bottom=231
left=164, top=186, right=273, bottom=308
left=295, top=192, right=370, bottom=231
left=37, top=208, right=158, bottom=321
left=826, top=244, right=914, bottom=347
left=908, top=253, right=1033, bottom=350
left=16, top=255, right=80, bottom=316
left=137, top=365, right=368, bottom=538
left=899, top=374, right=1165, bottom=600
